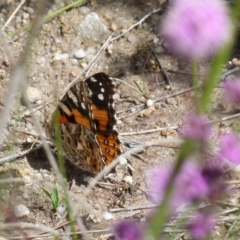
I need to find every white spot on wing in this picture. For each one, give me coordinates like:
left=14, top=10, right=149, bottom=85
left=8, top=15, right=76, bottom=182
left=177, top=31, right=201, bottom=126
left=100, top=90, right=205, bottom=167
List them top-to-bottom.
left=90, top=77, right=97, bottom=82
left=99, top=82, right=102, bottom=86
left=101, top=88, right=105, bottom=93
left=88, top=89, right=93, bottom=96
left=67, top=90, right=78, bottom=104
left=98, top=94, right=104, bottom=100
left=81, top=102, right=86, bottom=109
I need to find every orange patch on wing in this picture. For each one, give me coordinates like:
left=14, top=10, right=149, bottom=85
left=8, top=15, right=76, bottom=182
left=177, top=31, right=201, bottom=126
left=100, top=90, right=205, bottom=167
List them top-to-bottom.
left=91, top=104, right=109, bottom=131
left=72, top=109, right=91, bottom=129
left=59, top=114, right=70, bottom=124
left=96, top=133, right=120, bottom=165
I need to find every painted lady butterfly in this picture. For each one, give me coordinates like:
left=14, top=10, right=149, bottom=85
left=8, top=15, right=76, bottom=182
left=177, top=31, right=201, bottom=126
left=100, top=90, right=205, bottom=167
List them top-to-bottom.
left=46, top=72, right=122, bottom=173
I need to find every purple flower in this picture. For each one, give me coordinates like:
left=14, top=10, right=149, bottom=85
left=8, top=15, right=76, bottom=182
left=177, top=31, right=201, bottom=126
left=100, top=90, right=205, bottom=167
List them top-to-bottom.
left=161, top=0, right=232, bottom=60
left=223, top=78, right=240, bottom=104
left=180, top=113, right=212, bottom=141
left=218, top=132, right=240, bottom=164
left=146, top=160, right=210, bottom=209
left=175, top=161, right=210, bottom=204
left=201, top=163, right=225, bottom=201
left=146, top=164, right=172, bottom=204
left=187, top=211, right=216, bottom=240
left=113, top=220, right=143, bottom=240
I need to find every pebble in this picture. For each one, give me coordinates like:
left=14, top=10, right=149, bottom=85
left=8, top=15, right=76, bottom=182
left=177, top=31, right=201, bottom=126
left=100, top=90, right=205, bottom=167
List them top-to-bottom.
left=79, top=6, right=90, bottom=15
left=26, top=7, right=34, bottom=14
left=23, top=12, right=29, bottom=19
left=77, top=12, right=109, bottom=44
left=110, top=23, right=117, bottom=32
left=127, top=33, right=138, bottom=43
left=153, top=37, right=159, bottom=43
left=74, top=49, right=86, bottom=59
left=54, top=53, right=69, bottom=61
left=85, top=54, right=94, bottom=63
left=37, top=56, right=46, bottom=64
left=71, top=58, right=79, bottom=66
left=232, top=58, right=239, bottom=67
left=81, top=62, right=88, bottom=68
left=26, top=86, right=41, bottom=103
left=166, top=97, right=177, bottom=105
left=146, top=99, right=153, bottom=107
left=26, top=137, right=33, bottom=143
left=119, top=156, right=127, bottom=165
left=83, top=176, right=93, bottom=183
left=123, top=176, right=133, bottom=185
left=22, top=191, right=29, bottom=200
left=56, top=202, right=67, bottom=214
left=14, top=204, right=30, bottom=218
left=102, top=212, right=114, bottom=220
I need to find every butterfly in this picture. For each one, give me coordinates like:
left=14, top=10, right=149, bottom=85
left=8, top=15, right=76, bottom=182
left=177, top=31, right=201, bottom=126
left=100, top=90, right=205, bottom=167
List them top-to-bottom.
left=46, top=72, right=122, bottom=173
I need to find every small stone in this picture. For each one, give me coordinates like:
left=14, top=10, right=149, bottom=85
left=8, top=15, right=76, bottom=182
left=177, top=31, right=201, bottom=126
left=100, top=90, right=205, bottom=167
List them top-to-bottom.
left=79, top=6, right=90, bottom=15
left=26, top=7, right=34, bottom=14
left=23, top=12, right=29, bottom=19
left=77, top=12, right=109, bottom=44
left=103, top=13, right=110, bottom=20
left=110, top=23, right=117, bottom=32
left=127, top=33, right=138, bottom=43
left=153, top=37, right=159, bottom=43
left=107, top=45, right=113, bottom=55
left=155, top=46, right=164, bottom=54
left=74, top=49, right=86, bottom=59
left=54, top=53, right=69, bottom=61
left=85, top=54, right=94, bottom=63
left=36, top=56, right=46, bottom=64
left=232, top=58, right=239, bottom=67
left=71, top=59, right=79, bottom=66
left=81, top=62, right=88, bottom=68
left=70, top=71, right=77, bottom=78
left=165, top=85, right=171, bottom=90
left=26, top=87, right=41, bottom=103
left=113, top=93, right=120, bottom=100
left=166, top=97, right=177, bottom=105
left=146, top=99, right=153, bottom=107
left=26, top=137, right=33, bottom=143
left=119, top=156, right=127, bottom=165
left=84, top=176, right=93, bottom=183
left=123, top=176, right=133, bottom=185
left=22, top=191, right=29, bottom=200
left=56, top=202, right=67, bottom=214
left=14, top=204, right=30, bottom=217
left=102, top=212, right=113, bottom=220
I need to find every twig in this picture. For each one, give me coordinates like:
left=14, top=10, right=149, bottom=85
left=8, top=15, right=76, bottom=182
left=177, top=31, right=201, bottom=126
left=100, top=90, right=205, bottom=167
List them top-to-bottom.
left=2, top=0, right=26, bottom=30
left=7, top=0, right=86, bottom=38
left=110, top=8, right=162, bottom=42
left=84, top=35, right=113, bottom=77
left=149, top=45, right=173, bottom=90
left=220, top=66, right=240, bottom=79
left=115, top=77, right=143, bottom=96
left=117, top=86, right=194, bottom=116
left=211, top=112, right=240, bottom=123
left=120, top=126, right=178, bottom=136
left=82, top=138, right=181, bottom=199
left=0, top=145, right=42, bottom=164
left=110, top=205, right=158, bottom=213
left=0, top=222, right=59, bottom=237
left=6, top=229, right=110, bottom=240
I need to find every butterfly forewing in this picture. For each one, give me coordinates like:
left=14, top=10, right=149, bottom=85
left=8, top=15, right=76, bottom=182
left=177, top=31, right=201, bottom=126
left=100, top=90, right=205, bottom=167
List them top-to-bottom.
left=48, top=72, right=122, bottom=173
